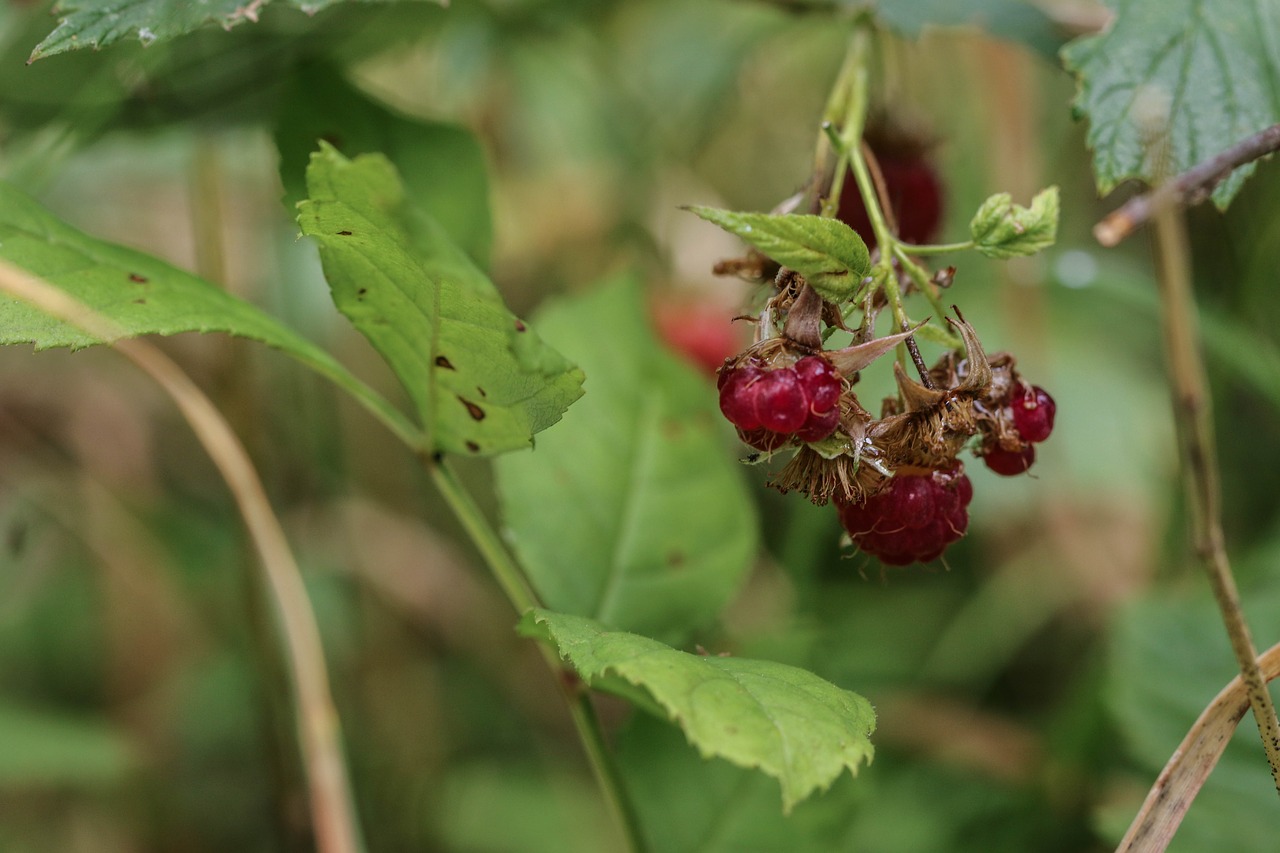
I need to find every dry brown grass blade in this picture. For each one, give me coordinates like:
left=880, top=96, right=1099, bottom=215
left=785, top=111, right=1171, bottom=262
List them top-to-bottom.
left=0, top=259, right=362, bottom=853
left=1117, top=641, right=1280, bottom=852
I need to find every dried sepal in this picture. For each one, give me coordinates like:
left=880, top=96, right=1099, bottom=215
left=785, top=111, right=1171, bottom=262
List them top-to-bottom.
left=781, top=281, right=825, bottom=350
left=826, top=324, right=924, bottom=376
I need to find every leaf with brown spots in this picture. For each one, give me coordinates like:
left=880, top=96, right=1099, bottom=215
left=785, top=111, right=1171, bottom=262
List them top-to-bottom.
left=299, top=145, right=583, bottom=456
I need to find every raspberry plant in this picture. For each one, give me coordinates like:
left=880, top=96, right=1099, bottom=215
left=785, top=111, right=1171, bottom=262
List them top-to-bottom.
left=0, top=1, right=1279, bottom=852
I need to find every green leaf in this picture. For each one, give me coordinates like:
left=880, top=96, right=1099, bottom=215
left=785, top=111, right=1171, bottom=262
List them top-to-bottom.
left=28, top=0, right=436, bottom=62
left=874, top=0, right=1065, bottom=61
left=1061, top=0, right=1280, bottom=207
left=275, top=62, right=492, bottom=268
left=298, top=144, right=583, bottom=457
left=0, top=179, right=418, bottom=445
left=968, top=186, right=1058, bottom=259
left=686, top=207, right=870, bottom=301
left=493, top=277, right=755, bottom=641
left=520, top=609, right=876, bottom=813
left=0, top=702, right=135, bottom=788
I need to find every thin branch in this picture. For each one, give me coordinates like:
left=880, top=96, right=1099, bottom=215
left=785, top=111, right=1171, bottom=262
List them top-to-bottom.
left=1095, top=123, right=1280, bottom=247
left=1149, top=205, right=1280, bottom=797
left=0, top=260, right=363, bottom=853
left=1117, top=640, right=1280, bottom=852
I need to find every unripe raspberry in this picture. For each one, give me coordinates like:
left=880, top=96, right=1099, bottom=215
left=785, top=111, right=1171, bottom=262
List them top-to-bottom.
left=1010, top=383, right=1056, bottom=443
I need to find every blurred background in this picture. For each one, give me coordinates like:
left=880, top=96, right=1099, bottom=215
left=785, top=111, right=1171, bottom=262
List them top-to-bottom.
left=1, top=0, right=1280, bottom=850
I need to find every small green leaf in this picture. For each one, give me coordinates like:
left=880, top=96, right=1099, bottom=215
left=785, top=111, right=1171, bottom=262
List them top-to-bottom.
left=28, top=0, right=436, bottom=61
left=1061, top=0, right=1280, bottom=208
left=275, top=62, right=492, bottom=268
left=298, top=144, right=583, bottom=457
left=0, top=179, right=417, bottom=444
left=968, top=186, right=1058, bottom=259
left=686, top=207, right=870, bottom=301
left=493, top=277, right=755, bottom=642
left=521, top=609, right=876, bottom=813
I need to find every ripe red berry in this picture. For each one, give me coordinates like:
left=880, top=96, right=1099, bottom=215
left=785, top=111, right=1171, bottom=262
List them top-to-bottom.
left=836, top=151, right=944, bottom=250
left=652, top=298, right=747, bottom=375
left=718, top=356, right=843, bottom=447
left=754, top=370, right=808, bottom=433
left=1010, top=383, right=1056, bottom=443
left=982, top=442, right=1035, bottom=476
left=835, top=467, right=971, bottom=565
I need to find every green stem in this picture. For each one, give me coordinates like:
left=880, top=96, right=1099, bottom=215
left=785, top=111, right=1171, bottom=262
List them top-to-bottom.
left=898, top=240, right=975, bottom=256
left=426, top=457, right=650, bottom=853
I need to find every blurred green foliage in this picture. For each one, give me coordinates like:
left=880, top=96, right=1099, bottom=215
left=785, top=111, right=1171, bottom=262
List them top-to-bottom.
left=1, top=0, right=1279, bottom=850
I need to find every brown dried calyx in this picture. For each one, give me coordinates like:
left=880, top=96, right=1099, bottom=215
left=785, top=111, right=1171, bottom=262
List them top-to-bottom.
left=773, top=312, right=995, bottom=506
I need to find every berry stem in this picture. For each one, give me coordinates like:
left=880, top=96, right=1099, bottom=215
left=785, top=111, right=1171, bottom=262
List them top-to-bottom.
left=1150, top=198, right=1280, bottom=799
left=426, top=459, right=652, bottom=853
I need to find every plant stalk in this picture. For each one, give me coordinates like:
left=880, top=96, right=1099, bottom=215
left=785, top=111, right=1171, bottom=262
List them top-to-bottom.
left=1149, top=203, right=1280, bottom=796
left=0, top=260, right=365, bottom=853
left=426, top=458, right=651, bottom=853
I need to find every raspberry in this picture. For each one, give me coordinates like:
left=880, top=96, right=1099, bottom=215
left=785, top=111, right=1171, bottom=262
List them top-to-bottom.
left=836, top=150, right=944, bottom=250
left=652, top=298, right=747, bottom=375
left=718, top=355, right=843, bottom=447
left=754, top=371, right=808, bottom=434
left=1010, top=383, right=1056, bottom=443
left=982, top=442, right=1035, bottom=476
left=836, top=466, right=971, bottom=565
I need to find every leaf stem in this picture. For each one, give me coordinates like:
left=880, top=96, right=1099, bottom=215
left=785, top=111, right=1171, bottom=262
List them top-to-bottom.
left=1149, top=201, right=1280, bottom=799
left=898, top=240, right=975, bottom=256
left=425, top=457, right=651, bottom=853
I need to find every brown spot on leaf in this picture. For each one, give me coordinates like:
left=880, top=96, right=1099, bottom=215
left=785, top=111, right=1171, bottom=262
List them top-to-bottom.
left=337, top=230, right=352, bottom=236
left=128, top=273, right=148, bottom=283
left=357, top=288, right=368, bottom=298
left=132, top=298, right=146, bottom=305
left=514, top=319, right=527, bottom=332
left=435, top=355, right=455, bottom=370
left=476, top=386, right=487, bottom=397
left=459, top=398, right=485, bottom=420
left=465, top=441, right=480, bottom=453
left=666, top=550, right=685, bottom=568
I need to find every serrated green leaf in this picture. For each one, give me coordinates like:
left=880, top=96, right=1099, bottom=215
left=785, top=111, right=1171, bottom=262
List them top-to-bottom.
left=28, top=0, right=436, bottom=61
left=1062, top=0, right=1280, bottom=208
left=275, top=62, right=492, bottom=268
left=298, top=144, right=583, bottom=457
left=0, top=179, right=417, bottom=443
left=968, top=186, right=1058, bottom=259
left=686, top=207, right=869, bottom=301
left=493, top=278, right=755, bottom=642
left=520, top=609, right=876, bottom=813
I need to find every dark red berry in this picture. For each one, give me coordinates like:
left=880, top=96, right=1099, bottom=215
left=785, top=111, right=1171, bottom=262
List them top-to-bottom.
left=836, top=152, right=944, bottom=250
left=794, top=356, right=841, bottom=413
left=718, top=366, right=762, bottom=430
left=754, top=370, right=808, bottom=433
left=1010, top=383, right=1056, bottom=443
left=794, top=407, right=840, bottom=443
left=982, top=442, right=1035, bottom=476
left=835, top=467, right=972, bottom=565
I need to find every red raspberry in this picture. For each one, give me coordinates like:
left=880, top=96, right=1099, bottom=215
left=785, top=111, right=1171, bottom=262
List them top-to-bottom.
left=836, top=151, right=944, bottom=250
left=652, top=298, right=747, bottom=375
left=718, top=355, right=843, bottom=447
left=754, top=370, right=808, bottom=434
left=1010, top=383, right=1056, bottom=443
left=982, top=442, right=1035, bottom=476
left=836, top=466, right=971, bottom=565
